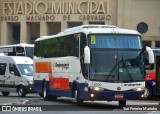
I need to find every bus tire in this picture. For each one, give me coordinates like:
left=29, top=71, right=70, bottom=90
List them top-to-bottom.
left=42, top=81, right=58, bottom=101
left=43, top=81, right=49, bottom=100
left=143, top=84, right=153, bottom=100
left=18, top=86, right=26, bottom=97
left=75, top=90, right=83, bottom=106
left=1, top=92, right=10, bottom=96
left=119, top=100, right=126, bottom=107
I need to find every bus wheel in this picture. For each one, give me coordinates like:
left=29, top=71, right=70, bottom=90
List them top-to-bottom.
left=43, top=81, right=49, bottom=100
left=42, top=82, right=57, bottom=101
left=143, top=85, right=153, bottom=100
left=18, top=86, right=26, bottom=97
left=75, top=90, right=83, bottom=106
left=1, top=92, right=10, bottom=96
left=119, top=100, right=126, bottom=107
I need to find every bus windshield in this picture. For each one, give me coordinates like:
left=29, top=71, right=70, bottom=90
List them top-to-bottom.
left=89, top=34, right=144, bottom=82
left=89, top=34, right=142, bottom=49
left=16, top=46, right=25, bottom=56
left=25, top=47, right=34, bottom=59
left=17, top=64, right=33, bottom=76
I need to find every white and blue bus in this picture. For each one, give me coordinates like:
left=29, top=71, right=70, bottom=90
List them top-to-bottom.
left=33, top=25, right=154, bottom=107
left=0, top=43, right=34, bottom=59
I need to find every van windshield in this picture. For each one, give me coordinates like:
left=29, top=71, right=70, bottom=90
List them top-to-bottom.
left=17, top=64, right=33, bottom=76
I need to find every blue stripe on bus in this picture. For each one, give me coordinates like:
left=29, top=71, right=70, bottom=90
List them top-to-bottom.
left=34, top=80, right=144, bottom=101
left=146, top=80, right=156, bottom=95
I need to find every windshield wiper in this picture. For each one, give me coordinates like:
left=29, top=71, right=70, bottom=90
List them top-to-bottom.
left=124, top=66, right=133, bottom=81
left=105, top=75, right=114, bottom=81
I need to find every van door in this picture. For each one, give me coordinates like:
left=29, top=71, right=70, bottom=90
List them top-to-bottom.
left=0, top=63, right=7, bottom=92
left=5, top=63, right=21, bottom=92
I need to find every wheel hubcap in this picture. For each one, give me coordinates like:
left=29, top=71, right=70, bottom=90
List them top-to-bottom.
left=43, top=86, right=46, bottom=98
left=19, top=88, right=23, bottom=96
left=143, top=88, right=149, bottom=98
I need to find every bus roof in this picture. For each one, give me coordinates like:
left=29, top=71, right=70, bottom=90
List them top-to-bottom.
left=36, top=25, right=140, bottom=42
left=0, top=43, right=34, bottom=47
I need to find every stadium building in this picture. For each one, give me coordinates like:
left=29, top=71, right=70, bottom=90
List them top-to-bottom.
left=0, top=0, right=160, bottom=47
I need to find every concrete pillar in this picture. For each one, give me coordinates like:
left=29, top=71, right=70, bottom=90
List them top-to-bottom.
left=117, top=0, right=124, bottom=27
left=61, top=21, right=67, bottom=32
left=83, top=21, right=89, bottom=25
left=0, top=22, right=7, bottom=45
left=20, top=22, right=30, bottom=43
left=40, top=22, right=48, bottom=36
left=151, top=41, right=155, bottom=48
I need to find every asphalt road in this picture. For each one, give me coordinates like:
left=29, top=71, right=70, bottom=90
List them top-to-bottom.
left=0, top=92, right=159, bottom=113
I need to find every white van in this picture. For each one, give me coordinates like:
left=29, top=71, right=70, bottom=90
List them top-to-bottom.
left=0, top=56, right=34, bottom=97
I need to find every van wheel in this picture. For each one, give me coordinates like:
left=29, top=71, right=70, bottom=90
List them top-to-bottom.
left=18, top=86, right=26, bottom=97
left=1, top=92, right=10, bottom=96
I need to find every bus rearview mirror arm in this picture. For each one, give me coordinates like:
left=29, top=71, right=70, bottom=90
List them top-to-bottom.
left=84, top=46, right=90, bottom=64
left=145, top=46, right=154, bottom=64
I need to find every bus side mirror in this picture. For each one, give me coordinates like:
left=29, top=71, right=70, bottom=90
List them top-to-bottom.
left=84, top=46, right=90, bottom=64
left=145, top=46, right=154, bottom=64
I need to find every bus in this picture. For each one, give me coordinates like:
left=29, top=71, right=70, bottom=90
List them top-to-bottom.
left=33, top=25, right=154, bottom=107
left=0, top=43, right=34, bottom=59
left=143, top=48, right=160, bottom=99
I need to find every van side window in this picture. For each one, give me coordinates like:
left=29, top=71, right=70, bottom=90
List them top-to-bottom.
left=0, top=63, right=7, bottom=75
left=9, top=64, right=20, bottom=76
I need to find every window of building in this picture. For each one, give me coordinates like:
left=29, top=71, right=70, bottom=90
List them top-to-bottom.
left=47, top=22, right=61, bottom=35
left=68, top=22, right=83, bottom=28
left=89, top=22, right=105, bottom=25
left=30, top=23, right=40, bottom=43
left=13, top=25, right=20, bottom=41
left=143, top=41, right=151, bottom=47
left=156, top=41, right=160, bottom=47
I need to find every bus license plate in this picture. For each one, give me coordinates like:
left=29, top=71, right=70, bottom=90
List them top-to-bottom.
left=114, top=94, right=124, bottom=98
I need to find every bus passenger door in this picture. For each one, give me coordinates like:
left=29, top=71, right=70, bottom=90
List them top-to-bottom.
left=156, top=56, right=160, bottom=94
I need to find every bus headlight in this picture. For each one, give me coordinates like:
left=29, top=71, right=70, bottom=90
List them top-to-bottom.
left=90, top=86, right=104, bottom=91
left=133, top=87, right=144, bottom=92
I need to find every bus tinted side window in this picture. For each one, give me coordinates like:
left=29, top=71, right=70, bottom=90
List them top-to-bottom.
left=35, top=34, right=80, bottom=58
left=35, top=41, right=44, bottom=58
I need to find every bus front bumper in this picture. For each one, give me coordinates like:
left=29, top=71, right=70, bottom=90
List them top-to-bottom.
left=88, top=89, right=144, bottom=101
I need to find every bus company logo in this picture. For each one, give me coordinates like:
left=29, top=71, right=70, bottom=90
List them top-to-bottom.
left=55, top=62, right=69, bottom=70
left=120, top=84, right=124, bottom=87
left=124, top=84, right=142, bottom=86
left=117, top=87, right=121, bottom=91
